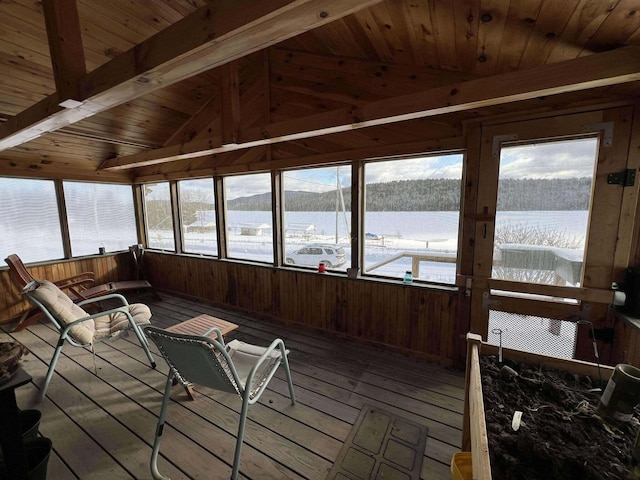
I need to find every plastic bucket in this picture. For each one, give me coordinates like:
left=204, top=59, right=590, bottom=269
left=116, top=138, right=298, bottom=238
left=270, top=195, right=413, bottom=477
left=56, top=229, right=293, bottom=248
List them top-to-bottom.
left=597, top=364, right=640, bottom=422
left=0, top=409, right=41, bottom=459
left=20, top=409, right=41, bottom=440
left=0, top=437, right=52, bottom=480
left=24, top=437, right=52, bottom=480
left=451, top=452, right=473, bottom=480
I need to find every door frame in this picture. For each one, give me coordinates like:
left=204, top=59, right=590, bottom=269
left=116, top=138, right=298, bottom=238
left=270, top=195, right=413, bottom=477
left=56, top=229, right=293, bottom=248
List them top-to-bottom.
left=462, top=106, right=637, bottom=364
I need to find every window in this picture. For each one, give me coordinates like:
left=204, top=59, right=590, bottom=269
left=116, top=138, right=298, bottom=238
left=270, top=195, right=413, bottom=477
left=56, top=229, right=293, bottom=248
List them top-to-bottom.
left=491, top=137, right=597, bottom=287
left=363, top=154, right=463, bottom=283
left=282, top=166, right=351, bottom=270
left=224, top=173, right=273, bottom=262
left=0, top=177, right=64, bottom=263
left=178, top=178, right=217, bottom=256
left=64, top=181, right=138, bottom=256
left=143, top=183, right=175, bottom=251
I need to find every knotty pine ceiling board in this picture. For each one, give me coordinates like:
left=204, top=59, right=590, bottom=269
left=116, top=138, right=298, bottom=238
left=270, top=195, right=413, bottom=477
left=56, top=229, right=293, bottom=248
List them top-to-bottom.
left=369, top=0, right=430, bottom=66
left=384, top=0, right=426, bottom=67
left=452, top=0, right=481, bottom=73
left=474, top=0, right=510, bottom=76
left=493, top=0, right=544, bottom=74
left=516, top=0, right=581, bottom=70
left=545, top=0, right=619, bottom=64
left=582, top=0, right=640, bottom=53
left=349, top=6, right=397, bottom=63
left=312, top=18, right=372, bottom=59
left=278, top=29, right=335, bottom=57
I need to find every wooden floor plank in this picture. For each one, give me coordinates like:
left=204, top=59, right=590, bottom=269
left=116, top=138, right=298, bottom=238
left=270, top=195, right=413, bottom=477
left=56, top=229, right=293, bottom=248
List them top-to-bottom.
left=1, top=292, right=465, bottom=479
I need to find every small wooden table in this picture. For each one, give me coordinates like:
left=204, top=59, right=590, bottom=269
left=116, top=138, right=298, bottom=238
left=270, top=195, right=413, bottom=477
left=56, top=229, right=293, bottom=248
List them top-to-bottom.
left=165, top=314, right=238, bottom=400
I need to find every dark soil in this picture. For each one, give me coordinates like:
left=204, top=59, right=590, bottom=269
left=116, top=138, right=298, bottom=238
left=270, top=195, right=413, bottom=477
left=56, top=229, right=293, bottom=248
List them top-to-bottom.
left=481, top=356, right=639, bottom=480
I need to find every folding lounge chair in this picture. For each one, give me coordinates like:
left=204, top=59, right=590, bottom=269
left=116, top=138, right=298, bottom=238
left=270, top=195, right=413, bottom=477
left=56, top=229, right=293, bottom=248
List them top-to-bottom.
left=5, top=253, right=154, bottom=331
left=22, top=279, right=156, bottom=399
left=144, top=325, right=295, bottom=480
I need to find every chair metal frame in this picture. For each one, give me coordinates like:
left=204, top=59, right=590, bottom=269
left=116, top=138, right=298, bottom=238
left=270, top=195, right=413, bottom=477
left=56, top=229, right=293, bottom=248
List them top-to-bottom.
left=22, top=280, right=156, bottom=400
left=144, top=325, right=296, bottom=480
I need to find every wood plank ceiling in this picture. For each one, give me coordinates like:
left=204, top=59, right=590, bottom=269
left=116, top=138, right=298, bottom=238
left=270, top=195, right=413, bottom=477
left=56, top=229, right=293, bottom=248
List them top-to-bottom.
left=1, top=0, right=640, bottom=183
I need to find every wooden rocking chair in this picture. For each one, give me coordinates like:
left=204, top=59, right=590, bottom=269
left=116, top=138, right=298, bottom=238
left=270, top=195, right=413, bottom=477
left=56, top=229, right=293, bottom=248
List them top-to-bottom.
left=5, top=254, right=153, bottom=331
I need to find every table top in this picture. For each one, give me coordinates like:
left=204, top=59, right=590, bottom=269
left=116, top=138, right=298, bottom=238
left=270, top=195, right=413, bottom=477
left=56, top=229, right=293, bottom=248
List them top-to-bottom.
left=166, top=314, right=238, bottom=338
left=0, top=367, right=31, bottom=393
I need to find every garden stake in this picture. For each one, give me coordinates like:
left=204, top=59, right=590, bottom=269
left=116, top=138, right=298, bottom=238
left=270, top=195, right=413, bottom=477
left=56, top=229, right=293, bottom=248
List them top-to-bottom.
left=577, top=320, right=602, bottom=387
left=492, top=328, right=503, bottom=363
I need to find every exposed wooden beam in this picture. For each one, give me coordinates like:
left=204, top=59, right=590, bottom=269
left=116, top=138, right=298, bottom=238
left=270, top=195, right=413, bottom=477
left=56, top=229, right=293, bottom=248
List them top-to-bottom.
left=0, top=0, right=382, bottom=151
left=42, top=0, right=86, bottom=104
left=101, top=46, right=640, bottom=170
left=132, top=136, right=465, bottom=183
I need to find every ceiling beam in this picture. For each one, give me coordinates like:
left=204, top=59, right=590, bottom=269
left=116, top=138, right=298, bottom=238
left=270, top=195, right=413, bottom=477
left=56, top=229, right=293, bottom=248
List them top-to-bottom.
left=0, top=0, right=382, bottom=152
left=42, top=0, right=86, bottom=104
left=100, top=46, right=640, bottom=170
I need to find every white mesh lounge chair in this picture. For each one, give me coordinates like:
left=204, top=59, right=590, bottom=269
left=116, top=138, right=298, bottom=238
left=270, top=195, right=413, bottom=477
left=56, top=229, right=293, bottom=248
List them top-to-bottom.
left=22, top=280, right=156, bottom=399
left=144, top=325, right=295, bottom=480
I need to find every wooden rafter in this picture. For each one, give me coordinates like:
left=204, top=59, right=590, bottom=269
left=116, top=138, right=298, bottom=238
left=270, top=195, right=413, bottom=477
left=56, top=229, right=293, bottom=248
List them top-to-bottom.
left=0, top=0, right=382, bottom=152
left=42, top=0, right=86, bottom=104
left=101, top=45, right=640, bottom=170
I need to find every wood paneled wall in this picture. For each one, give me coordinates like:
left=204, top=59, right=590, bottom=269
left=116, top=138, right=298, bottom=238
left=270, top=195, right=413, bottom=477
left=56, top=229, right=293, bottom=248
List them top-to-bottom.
left=4, top=250, right=639, bottom=367
left=143, top=252, right=460, bottom=365
left=0, top=253, right=134, bottom=322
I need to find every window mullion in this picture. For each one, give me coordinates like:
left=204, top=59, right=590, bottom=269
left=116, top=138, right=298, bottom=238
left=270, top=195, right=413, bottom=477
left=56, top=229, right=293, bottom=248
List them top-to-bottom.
left=351, top=161, right=363, bottom=271
left=272, top=170, right=283, bottom=266
left=215, top=177, right=228, bottom=259
left=55, top=179, right=72, bottom=259
left=170, top=181, right=182, bottom=254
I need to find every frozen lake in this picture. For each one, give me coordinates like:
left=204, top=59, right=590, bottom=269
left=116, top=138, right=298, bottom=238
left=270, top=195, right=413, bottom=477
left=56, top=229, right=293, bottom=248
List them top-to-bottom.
left=154, top=210, right=590, bottom=284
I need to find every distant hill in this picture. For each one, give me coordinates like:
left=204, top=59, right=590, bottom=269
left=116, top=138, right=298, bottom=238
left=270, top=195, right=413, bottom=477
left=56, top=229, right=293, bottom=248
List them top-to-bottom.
left=226, top=177, right=592, bottom=211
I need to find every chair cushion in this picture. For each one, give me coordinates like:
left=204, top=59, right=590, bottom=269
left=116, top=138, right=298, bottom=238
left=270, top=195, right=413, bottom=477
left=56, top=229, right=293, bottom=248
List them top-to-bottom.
left=30, top=281, right=95, bottom=345
left=94, top=303, right=151, bottom=339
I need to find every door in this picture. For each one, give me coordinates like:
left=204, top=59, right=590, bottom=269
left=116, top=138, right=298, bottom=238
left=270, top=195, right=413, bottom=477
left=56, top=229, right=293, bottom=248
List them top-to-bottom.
left=469, top=108, right=636, bottom=364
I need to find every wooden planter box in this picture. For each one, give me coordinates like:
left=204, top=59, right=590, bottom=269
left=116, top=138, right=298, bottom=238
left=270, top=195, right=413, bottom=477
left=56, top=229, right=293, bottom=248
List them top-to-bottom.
left=458, top=333, right=615, bottom=480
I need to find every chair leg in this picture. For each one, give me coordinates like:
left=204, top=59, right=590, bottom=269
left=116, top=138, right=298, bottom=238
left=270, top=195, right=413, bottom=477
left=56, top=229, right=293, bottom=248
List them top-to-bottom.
left=131, top=323, right=156, bottom=369
left=40, top=337, right=65, bottom=401
left=281, top=353, right=296, bottom=405
left=150, top=373, right=174, bottom=480
left=231, top=396, right=251, bottom=480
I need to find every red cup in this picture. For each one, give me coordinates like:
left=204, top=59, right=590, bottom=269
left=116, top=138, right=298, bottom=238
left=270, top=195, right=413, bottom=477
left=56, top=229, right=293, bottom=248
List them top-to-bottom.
left=318, top=262, right=326, bottom=273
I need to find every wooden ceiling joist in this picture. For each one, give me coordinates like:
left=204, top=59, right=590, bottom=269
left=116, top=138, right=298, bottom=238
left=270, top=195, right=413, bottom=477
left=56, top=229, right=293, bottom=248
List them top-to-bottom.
left=0, top=0, right=382, bottom=152
left=42, top=0, right=86, bottom=104
left=101, top=45, right=640, bottom=171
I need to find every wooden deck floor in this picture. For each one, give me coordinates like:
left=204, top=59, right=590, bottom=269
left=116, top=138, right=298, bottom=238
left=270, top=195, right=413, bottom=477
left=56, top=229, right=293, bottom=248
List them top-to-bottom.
left=1, top=292, right=465, bottom=480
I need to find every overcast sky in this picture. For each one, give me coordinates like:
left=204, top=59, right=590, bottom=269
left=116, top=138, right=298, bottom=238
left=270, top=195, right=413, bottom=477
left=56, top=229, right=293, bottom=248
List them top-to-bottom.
left=149, top=136, right=598, bottom=200
left=499, top=137, right=597, bottom=179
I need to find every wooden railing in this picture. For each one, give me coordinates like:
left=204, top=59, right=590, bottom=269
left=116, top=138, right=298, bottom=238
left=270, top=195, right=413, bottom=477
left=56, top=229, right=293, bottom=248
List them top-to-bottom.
left=366, top=251, right=456, bottom=277
left=461, top=333, right=492, bottom=480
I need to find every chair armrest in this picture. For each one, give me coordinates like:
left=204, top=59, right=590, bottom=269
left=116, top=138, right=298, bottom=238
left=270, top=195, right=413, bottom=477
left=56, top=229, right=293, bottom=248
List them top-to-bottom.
left=54, top=272, right=95, bottom=290
left=77, top=293, right=129, bottom=308
left=202, top=327, right=225, bottom=344
left=245, top=338, right=288, bottom=398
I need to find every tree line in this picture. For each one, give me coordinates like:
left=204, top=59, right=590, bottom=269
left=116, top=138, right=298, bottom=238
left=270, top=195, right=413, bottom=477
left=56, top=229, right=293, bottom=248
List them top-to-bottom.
left=144, top=177, right=592, bottom=227
left=225, top=177, right=591, bottom=211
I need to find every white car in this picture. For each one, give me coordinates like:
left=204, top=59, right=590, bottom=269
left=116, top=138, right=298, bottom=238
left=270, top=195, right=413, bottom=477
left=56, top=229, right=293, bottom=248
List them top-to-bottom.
left=285, top=244, right=347, bottom=268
